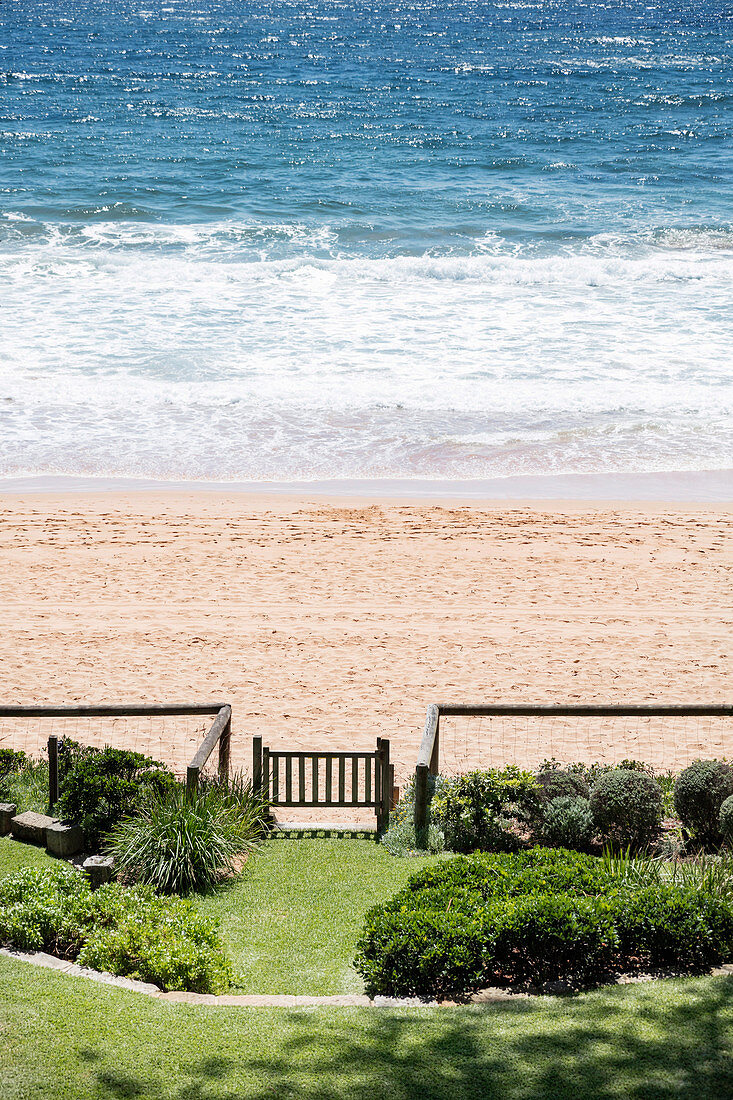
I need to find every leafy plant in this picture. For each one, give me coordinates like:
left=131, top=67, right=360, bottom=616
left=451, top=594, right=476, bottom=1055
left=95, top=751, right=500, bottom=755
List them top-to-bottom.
left=56, top=746, right=176, bottom=848
left=0, top=749, right=28, bottom=780
left=674, top=760, right=733, bottom=849
left=535, top=767, right=590, bottom=803
left=436, top=768, right=538, bottom=854
left=590, top=768, right=663, bottom=850
left=106, top=781, right=267, bottom=894
left=536, top=795, right=594, bottom=852
left=720, top=797, right=733, bottom=847
left=355, top=847, right=733, bottom=999
left=0, top=864, right=231, bottom=993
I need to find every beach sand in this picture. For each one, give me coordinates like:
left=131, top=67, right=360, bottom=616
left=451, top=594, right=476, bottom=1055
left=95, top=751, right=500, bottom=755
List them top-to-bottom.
left=1, top=492, right=731, bottom=799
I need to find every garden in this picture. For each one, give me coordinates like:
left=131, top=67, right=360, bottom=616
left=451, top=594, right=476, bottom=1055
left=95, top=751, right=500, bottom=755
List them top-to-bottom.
left=2, top=745, right=733, bottom=1097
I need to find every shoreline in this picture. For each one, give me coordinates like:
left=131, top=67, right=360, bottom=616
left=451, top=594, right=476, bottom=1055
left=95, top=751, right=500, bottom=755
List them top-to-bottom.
left=0, top=468, right=731, bottom=504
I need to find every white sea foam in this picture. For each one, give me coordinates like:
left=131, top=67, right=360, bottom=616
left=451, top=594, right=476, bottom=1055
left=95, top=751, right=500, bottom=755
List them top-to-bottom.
left=0, top=225, right=731, bottom=481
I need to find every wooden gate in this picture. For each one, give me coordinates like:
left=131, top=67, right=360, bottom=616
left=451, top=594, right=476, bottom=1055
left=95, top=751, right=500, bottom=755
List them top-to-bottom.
left=253, top=736, right=392, bottom=833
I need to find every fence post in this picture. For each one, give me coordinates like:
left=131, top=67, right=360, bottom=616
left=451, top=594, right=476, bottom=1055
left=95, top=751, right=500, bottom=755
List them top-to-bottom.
left=218, top=709, right=231, bottom=783
left=429, top=711, right=440, bottom=775
left=252, top=735, right=262, bottom=795
left=48, top=736, right=59, bottom=814
left=375, top=738, right=391, bottom=835
left=262, top=746, right=270, bottom=811
left=414, top=763, right=429, bottom=848
left=186, top=764, right=200, bottom=797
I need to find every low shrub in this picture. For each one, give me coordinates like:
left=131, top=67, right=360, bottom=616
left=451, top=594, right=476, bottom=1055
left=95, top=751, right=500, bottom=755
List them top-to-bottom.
left=56, top=746, right=177, bottom=848
left=0, top=748, right=28, bottom=779
left=674, top=760, right=733, bottom=849
left=535, top=766, right=590, bottom=803
left=435, top=768, right=538, bottom=854
left=590, top=768, right=663, bottom=850
left=380, top=774, right=446, bottom=856
left=106, top=781, right=267, bottom=894
left=536, top=795, right=594, bottom=852
left=720, top=796, right=733, bottom=847
left=354, top=847, right=733, bottom=999
left=0, top=865, right=231, bottom=993
left=492, top=893, right=618, bottom=984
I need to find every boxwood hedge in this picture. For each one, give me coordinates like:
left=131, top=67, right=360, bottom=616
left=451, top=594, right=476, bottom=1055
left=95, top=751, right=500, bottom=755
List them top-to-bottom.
left=354, top=847, right=733, bottom=999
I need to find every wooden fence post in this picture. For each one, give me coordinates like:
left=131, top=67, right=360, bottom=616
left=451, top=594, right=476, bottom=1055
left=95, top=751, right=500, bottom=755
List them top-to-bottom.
left=218, top=709, right=231, bottom=783
left=48, top=735, right=59, bottom=814
left=252, top=735, right=262, bottom=796
left=262, top=746, right=270, bottom=810
left=414, top=763, right=429, bottom=848
left=186, top=764, right=199, bottom=797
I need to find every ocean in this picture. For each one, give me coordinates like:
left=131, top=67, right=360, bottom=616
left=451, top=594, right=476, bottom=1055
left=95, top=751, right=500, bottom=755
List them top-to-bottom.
left=1, top=0, right=731, bottom=485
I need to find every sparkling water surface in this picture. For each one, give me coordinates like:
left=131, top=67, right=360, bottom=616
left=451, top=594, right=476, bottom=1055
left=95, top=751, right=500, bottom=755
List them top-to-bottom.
left=1, top=0, right=731, bottom=482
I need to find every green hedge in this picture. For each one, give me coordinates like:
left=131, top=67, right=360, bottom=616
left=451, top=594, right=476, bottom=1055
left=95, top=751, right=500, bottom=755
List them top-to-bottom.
left=355, top=848, right=733, bottom=998
left=0, top=865, right=231, bottom=994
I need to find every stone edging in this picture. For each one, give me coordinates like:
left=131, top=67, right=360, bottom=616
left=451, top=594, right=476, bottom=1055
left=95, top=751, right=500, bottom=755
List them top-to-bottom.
left=4, top=947, right=733, bottom=1008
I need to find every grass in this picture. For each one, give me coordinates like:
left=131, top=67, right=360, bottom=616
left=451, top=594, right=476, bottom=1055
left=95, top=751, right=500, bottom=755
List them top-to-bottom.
left=0, top=760, right=49, bottom=816
left=0, top=835, right=56, bottom=877
left=194, top=838, right=438, bottom=994
left=1, top=954, right=733, bottom=1099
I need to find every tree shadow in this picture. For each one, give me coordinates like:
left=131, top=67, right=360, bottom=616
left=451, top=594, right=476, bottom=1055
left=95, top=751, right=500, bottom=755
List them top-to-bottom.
left=88, top=978, right=733, bottom=1100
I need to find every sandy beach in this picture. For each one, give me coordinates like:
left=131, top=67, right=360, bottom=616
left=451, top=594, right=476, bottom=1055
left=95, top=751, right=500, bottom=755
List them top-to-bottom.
left=1, top=491, right=731, bottom=792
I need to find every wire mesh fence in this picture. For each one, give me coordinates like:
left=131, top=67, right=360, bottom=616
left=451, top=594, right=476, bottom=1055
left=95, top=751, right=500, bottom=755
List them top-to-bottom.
left=0, top=709, right=218, bottom=779
left=437, top=710, right=733, bottom=777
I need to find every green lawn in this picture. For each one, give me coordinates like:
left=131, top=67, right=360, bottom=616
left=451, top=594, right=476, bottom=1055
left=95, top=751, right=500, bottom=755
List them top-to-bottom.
left=0, top=836, right=56, bottom=877
left=194, top=838, right=438, bottom=994
left=1, top=955, right=732, bottom=1099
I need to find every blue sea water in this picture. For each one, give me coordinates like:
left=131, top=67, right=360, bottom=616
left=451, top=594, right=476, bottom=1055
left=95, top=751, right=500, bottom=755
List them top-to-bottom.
left=0, top=0, right=731, bottom=482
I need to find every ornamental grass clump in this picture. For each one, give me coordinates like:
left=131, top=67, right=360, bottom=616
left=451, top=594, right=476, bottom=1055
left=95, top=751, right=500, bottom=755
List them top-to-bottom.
left=107, top=779, right=267, bottom=895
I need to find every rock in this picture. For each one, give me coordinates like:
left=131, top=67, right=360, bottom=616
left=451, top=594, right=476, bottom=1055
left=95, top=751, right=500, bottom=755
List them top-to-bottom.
left=0, top=803, right=17, bottom=836
left=11, top=811, right=55, bottom=846
left=46, top=821, right=85, bottom=858
left=83, top=854, right=114, bottom=889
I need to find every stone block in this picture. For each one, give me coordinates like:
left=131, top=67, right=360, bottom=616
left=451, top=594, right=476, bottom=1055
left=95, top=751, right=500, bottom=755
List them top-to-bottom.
left=0, top=803, right=17, bottom=835
left=11, top=810, right=54, bottom=846
left=46, top=820, right=85, bottom=858
left=83, top=854, right=114, bottom=889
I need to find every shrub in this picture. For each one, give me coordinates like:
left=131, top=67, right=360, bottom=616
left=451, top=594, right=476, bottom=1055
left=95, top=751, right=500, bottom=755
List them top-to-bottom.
left=56, top=746, right=176, bottom=848
left=0, top=748, right=28, bottom=780
left=674, top=760, right=733, bottom=849
left=535, top=767, right=590, bottom=803
left=436, top=768, right=538, bottom=854
left=590, top=768, right=663, bottom=850
left=106, top=781, right=266, bottom=894
left=536, top=795, right=595, bottom=852
left=720, top=796, right=733, bottom=846
left=354, top=847, right=733, bottom=999
left=0, top=865, right=231, bottom=993
left=612, top=884, right=733, bottom=970
left=492, top=893, right=618, bottom=984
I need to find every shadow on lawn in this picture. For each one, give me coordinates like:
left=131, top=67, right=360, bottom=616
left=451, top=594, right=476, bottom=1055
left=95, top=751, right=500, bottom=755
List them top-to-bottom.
left=90, top=979, right=733, bottom=1100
